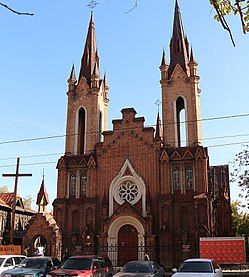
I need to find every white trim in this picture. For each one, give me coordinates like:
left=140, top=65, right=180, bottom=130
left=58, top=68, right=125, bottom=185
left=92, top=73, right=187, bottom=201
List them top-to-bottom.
left=174, top=95, right=189, bottom=147
left=74, top=106, right=87, bottom=155
left=109, top=159, right=146, bottom=217
left=76, top=170, right=80, bottom=199
left=66, top=172, right=70, bottom=199
left=107, top=216, right=145, bottom=266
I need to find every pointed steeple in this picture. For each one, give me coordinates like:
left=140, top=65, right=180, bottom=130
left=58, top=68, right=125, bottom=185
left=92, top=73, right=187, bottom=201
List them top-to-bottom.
left=168, top=0, right=190, bottom=78
left=79, top=12, right=99, bottom=83
left=161, top=49, right=166, bottom=66
left=69, top=64, right=76, bottom=81
left=155, top=111, right=162, bottom=139
left=36, top=175, right=49, bottom=213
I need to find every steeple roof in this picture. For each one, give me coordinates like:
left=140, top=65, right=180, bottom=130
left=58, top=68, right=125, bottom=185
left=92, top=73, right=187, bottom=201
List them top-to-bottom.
left=168, top=0, right=190, bottom=78
left=79, top=12, right=99, bottom=83
left=155, top=111, right=162, bottom=139
left=36, top=176, right=49, bottom=213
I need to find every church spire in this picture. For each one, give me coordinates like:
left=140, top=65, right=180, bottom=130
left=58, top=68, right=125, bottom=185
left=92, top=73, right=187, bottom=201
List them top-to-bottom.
left=168, top=0, right=189, bottom=78
left=79, top=12, right=99, bottom=83
left=155, top=111, right=162, bottom=139
left=36, top=175, right=49, bottom=213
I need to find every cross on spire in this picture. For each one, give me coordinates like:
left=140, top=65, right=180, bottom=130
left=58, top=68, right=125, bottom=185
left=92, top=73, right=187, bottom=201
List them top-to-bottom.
left=87, top=0, right=98, bottom=10
left=2, top=157, right=32, bottom=244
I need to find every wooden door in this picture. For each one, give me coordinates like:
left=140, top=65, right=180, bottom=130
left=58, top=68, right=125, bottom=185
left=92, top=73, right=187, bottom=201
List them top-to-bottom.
left=118, top=224, right=138, bottom=266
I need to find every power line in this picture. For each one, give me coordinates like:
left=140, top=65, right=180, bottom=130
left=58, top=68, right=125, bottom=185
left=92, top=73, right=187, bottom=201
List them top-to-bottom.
left=0, top=112, right=248, bottom=146
left=1, top=132, right=249, bottom=162
left=0, top=140, right=248, bottom=169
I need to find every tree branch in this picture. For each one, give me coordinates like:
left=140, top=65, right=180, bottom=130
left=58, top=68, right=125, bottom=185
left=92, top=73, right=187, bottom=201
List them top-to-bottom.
left=125, top=0, right=138, bottom=14
left=210, top=0, right=236, bottom=46
left=0, top=2, right=34, bottom=16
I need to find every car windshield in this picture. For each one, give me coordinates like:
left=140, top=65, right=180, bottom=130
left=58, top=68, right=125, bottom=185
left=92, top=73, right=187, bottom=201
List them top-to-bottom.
left=0, top=258, right=5, bottom=266
left=18, top=258, right=46, bottom=268
left=62, top=258, right=92, bottom=270
left=178, top=261, right=213, bottom=273
left=121, top=262, right=151, bottom=273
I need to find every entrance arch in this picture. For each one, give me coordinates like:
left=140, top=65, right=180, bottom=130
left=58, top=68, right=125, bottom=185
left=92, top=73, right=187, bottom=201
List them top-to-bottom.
left=107, top=216, right=145, bottom=266
left=118, top=224, right=138, bottom=266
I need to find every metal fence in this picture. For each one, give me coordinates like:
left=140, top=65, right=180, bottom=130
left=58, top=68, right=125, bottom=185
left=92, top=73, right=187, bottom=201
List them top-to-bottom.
left=77, top=243, right=199, bottom=270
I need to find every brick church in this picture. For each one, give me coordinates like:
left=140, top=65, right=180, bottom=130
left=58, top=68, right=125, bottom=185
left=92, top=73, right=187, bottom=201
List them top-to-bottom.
left=51, top=0, right=233, bottom=267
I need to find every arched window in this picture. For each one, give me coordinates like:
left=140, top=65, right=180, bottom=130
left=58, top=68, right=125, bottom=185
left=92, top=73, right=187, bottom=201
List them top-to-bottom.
left=176, top=96, right=187, bottom=147
left=78, top=108, right=86, bottom=154
left=99, top=111, right=103, bottom=142
left=185, top=166, right=194, bottom=190
left=172, top=167, right=180, bottom=190
left=81, top=172, right=87, bottom=196
left=69, top=174, right=76, bottom=196
left=72, top=210, right=79, bottom=232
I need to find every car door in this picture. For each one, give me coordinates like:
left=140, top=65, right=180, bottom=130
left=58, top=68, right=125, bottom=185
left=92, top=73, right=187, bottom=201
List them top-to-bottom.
left=3, top=258, right=14, bottom=271
left=92, top=260, right=102, bottom=277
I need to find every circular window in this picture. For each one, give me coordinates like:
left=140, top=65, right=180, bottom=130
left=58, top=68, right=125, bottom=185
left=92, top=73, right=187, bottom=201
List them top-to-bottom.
left=118, top=181, right=139, bottom=203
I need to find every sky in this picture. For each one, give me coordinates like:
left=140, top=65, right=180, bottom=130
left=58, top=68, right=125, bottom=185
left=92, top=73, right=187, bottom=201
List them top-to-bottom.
left=0, top=0, right=248, bottom=212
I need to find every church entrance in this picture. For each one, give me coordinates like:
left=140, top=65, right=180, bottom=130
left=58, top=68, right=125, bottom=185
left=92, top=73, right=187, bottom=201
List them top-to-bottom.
left=118, top=224, right=138, bottom=266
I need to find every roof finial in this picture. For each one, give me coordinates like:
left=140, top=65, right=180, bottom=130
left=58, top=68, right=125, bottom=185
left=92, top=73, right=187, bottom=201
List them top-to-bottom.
left=87, top=0, right=98, bottom=10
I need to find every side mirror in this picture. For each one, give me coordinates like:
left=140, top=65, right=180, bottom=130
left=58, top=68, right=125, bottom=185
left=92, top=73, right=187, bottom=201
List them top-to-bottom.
left=172, top=268, right=177, bottom=273
left=215, top=268, right=221, bottom=273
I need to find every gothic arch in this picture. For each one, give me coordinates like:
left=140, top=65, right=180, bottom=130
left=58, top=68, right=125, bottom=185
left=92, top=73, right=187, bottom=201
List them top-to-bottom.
left=174, top=95, right=188, bottom=147
left=74, top=106, right=88, bottom=155
left=109, top=159, right=146, bottom=217
left=107, top=216, right=145, bottom=264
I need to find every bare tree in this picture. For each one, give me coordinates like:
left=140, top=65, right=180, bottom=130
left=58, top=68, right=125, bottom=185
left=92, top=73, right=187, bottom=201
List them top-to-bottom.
left=0, top=2, right=33, bottom=16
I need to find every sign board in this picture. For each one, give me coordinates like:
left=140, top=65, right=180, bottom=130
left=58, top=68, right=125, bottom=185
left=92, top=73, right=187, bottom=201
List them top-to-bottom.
left=200, top=237, right=246, bottom=265
left=182, top=244, right=190, bottom=252
left=0, top=245, right=21, bottom=255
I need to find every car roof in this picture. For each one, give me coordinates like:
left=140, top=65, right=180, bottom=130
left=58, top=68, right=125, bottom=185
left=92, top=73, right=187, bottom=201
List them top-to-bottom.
left=0, top=255, right=26, bottom=258
left=69, top=255, right=100, bottom=259
left=183, top=258, right=214, bottom=262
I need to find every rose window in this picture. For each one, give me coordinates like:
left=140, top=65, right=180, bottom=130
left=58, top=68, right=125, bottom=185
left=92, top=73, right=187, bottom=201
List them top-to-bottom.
left=118, top=181, right=139, bottom=202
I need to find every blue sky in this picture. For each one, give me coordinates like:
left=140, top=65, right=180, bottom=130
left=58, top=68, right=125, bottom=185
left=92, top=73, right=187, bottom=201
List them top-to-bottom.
left=0, top=0, right=248, bottom=211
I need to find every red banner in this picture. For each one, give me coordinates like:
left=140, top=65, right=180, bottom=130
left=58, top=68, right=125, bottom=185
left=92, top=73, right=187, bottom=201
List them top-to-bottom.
left=200, top=237, right=246, bottom=265
left=0, top=245, right=21, bottom=255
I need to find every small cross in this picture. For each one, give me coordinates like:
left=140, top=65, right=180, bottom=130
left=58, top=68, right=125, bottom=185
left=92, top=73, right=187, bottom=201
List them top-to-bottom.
left=87, top=0, right=98, bottom=9
left=155, top=99, right=162, bottom=110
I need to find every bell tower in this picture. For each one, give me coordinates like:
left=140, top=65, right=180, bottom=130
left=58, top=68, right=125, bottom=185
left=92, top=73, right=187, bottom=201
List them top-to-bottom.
left=160, top=0, right=202, bottom=148
left=65, top=12, right=109, bottom=155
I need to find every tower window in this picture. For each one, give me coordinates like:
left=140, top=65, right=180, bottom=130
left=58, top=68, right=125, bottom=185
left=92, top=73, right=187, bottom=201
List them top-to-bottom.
left=177, top=40, right=182, bottom=53
left=176, top=96, right=187, bottom=147
left=78, top=108, right=86, bottom=154
left=99, top=111, right=103, bottom=142
left=185, top=166, right=194, bottom=190
left=172, top=167, right=180, bottom=190
left=81, top=172, right=87, bottom=195
left=69, top=174, right=76, bottom=196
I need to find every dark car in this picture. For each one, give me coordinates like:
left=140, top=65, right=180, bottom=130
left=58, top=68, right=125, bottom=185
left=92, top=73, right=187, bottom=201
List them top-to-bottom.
left=47, top=255, right=114, bottom=277
left=1, top=256, right=61, bottom=277
left=113, top=260, right=165, bottom=277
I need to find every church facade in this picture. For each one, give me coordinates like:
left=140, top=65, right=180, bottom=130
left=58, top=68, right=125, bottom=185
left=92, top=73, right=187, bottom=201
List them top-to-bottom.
left=53, top=1, right=233, bottom=267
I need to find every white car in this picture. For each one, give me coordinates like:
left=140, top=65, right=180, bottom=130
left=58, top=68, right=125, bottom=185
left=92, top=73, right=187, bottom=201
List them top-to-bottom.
left=0, top=255, right=26, bottom=274
left=172, top=258, right=223, bottom=277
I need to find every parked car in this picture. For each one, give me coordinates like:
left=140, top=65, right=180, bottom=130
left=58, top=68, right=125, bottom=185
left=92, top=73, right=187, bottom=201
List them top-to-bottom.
left=0, top=255, right=26, bottom=274
left=47, top=255, right=114, bottom=277
left=0, top=256, right=61, bottom=277
left=172, top=258, right=223, bottom=277
left=113, top=260, right=166, bottom=277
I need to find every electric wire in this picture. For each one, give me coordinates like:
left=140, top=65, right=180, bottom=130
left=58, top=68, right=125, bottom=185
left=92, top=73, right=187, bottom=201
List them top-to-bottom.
left=0, top=112, right=248, bottom=146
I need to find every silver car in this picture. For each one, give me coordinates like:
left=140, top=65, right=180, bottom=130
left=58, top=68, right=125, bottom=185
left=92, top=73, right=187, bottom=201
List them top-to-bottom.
left=172, top=258, right=223, bottom=277
left=114, top=260, right=165, bottom=277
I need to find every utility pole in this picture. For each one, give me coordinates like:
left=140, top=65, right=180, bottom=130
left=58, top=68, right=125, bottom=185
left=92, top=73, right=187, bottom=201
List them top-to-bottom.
left=2, top=157, right=32, bottom=244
